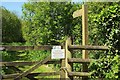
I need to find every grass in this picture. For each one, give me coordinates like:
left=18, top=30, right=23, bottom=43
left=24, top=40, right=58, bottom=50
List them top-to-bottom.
left=19, top=65, right=60, bottom=80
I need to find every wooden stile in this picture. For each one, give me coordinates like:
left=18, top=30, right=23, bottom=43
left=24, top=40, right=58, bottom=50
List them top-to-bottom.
left=60, top=37, right=72, bottom=80
left=69, top=45, right=108, bottom=50
left=68, top=58, right=94, bottom=63
left=68, top=72, right=91, bottom=77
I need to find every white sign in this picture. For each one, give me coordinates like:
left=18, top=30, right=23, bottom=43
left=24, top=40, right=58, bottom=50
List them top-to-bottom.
left=51, top=46, right=65, bottom=59
left=52, top=46, right=61, bottom=49
left=0, top=47, right=4, bottom=51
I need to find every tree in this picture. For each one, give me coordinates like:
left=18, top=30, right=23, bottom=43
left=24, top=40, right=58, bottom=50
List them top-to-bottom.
left=22, top=2, right=82, bottom=45
left=22, top=2, right=120, bottom=79
left=22, top=2, right=84, bottom=76
left=89, top=3, right=120, bottom=79
left=1, top=7, right=24, bottom=43
left=1, top=7, right=25, bottom=75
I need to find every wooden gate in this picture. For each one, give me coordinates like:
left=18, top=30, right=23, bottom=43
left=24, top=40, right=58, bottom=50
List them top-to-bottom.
left=0, top=4, right=109, bottom=80
left=0, top=40, right=108, bottom=80
left=1, top=45, right=62, bottom=80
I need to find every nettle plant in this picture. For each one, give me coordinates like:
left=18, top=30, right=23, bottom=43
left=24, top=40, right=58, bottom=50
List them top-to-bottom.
left=90, top=4, right=120, bottom=79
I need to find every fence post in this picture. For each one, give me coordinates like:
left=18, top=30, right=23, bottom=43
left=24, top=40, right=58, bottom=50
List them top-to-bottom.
left=82, top=4, right=88, bottom=80
left=60, top=37, right=72, bottom=80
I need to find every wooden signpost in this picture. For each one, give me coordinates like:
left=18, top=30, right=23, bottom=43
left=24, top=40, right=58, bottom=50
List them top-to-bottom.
left=73, top=4, right=88, bottom=80
left=82, top=4, right=88, bottom=80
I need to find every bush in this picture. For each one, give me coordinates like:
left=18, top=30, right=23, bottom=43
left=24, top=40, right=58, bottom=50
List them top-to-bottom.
left=90, top=4, right=120, bottom=79
left=1, top=7, right=24, bottom=43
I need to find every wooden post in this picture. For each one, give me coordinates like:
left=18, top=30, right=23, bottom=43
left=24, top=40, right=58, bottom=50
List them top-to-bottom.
left=82, top=4, right=88, bottom=80
left=60, top=37, right=72, bottom=80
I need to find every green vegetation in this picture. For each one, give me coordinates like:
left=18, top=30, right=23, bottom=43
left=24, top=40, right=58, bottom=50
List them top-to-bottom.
left=1, top=1, right=120, bottom=79
left=22, top=2, right=82, bottom=45
left=89, top=3, right=120, bottom=79
left=1, top=7, right=24, bottom=43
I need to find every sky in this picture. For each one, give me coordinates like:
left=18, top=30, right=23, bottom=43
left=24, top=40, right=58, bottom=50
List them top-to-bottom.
left=1, top=0, right=80, bottom=17
left=1, top=2, right=26, bottom=17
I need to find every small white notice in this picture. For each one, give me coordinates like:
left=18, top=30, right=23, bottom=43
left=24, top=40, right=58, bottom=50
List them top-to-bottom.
left=51, top=46, right=65, bottom=59
left=52, top=46, right=61, bottom=49
left=0, top=47, right=4, bottom=51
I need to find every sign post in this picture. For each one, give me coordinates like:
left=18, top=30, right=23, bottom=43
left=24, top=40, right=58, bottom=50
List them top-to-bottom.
left=73, top=4, right=88, bottom=80
left=82, top=4, right=88, bottom=80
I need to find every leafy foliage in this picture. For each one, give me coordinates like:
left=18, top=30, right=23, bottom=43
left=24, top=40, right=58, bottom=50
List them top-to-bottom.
left=1, top=2, right=120, bottom=79
left=22, top=2, right=82, bottom=45
left=88, top=2, right=115, bottom=45
left=90, top=3, right=120, bottom=79
left=1, top=7, right=24, bottom=42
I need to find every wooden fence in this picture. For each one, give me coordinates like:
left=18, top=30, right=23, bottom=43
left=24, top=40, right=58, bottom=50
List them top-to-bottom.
left=0, top=4, right=109, bottom=80
left=0, top=41, right=108, bottom=80
left=0, top=45, right=61, bottom=80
